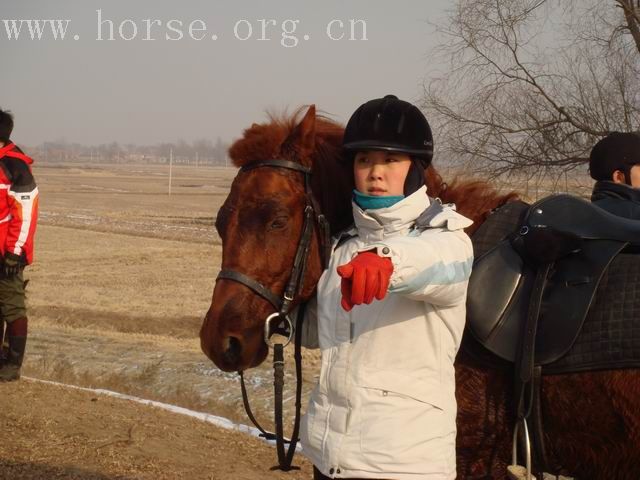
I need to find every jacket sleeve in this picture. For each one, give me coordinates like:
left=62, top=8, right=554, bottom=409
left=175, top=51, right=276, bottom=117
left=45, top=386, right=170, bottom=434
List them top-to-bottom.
left=3, top=158, right=38, bottom=263
left=361, top=228, right=474, bottom=307
left=292, top=294, right=319, bottom=349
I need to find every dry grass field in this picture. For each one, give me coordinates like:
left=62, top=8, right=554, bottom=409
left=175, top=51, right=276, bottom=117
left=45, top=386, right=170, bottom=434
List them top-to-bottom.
left=23, top=163, right=322, bottom=418
left=30, top=163, right=229, bottom=336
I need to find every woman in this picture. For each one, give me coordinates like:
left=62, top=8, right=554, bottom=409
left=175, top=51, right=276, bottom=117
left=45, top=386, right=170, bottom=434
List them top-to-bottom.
left=299, top=95, right=474, bottom=479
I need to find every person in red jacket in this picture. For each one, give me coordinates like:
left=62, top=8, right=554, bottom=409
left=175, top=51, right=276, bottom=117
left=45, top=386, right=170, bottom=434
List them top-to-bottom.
left=0, top=109, right=38, bottom=381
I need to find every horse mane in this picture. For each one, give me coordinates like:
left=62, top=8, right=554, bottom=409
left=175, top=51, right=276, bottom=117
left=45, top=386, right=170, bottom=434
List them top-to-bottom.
left=228, top=108, right=518, bottom=235
left=425, top=167, right=520, bottom=235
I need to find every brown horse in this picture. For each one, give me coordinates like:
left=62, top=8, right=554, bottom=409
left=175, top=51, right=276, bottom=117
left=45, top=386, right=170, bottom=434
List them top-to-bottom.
left=200, top=106, right=640, bottom=479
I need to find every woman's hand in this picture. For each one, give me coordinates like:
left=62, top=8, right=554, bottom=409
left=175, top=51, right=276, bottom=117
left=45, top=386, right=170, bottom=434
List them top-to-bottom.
left=337, top=251, right=393, bottom=311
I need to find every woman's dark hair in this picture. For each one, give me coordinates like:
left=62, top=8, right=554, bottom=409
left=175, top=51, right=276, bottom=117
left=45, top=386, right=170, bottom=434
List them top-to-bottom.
left=0, top=109, right=14, bottom=144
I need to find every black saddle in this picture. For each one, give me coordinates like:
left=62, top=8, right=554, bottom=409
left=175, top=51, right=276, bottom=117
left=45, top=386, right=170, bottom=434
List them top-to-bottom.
left=468, top=194, right=639, bottom=366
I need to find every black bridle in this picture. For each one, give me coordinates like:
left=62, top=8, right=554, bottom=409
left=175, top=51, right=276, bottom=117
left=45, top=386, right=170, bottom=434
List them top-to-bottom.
left=215, top=159, right=330, bottom=471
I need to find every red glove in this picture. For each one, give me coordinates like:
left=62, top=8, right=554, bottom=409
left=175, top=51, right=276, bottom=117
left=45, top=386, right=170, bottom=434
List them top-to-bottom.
left=336, top=251, right=393, bottom=312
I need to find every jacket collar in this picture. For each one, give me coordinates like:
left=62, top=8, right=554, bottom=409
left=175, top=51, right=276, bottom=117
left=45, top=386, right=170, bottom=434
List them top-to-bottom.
left=0, top=143, right=16, bottom=158
left=0, top=143, right=32, bottom=164
left=591, top=180, right=640, bottom=204
left=352, top=186, right=429, bottom=242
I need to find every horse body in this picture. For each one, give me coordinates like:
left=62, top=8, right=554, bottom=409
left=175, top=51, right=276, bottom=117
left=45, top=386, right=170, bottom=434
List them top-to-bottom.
left=200, top=106, right=640, bottom=479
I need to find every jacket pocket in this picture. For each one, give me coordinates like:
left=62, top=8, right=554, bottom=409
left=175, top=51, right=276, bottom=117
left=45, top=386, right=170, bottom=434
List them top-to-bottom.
left=356, top=369, right=446, bottom=410
left=356, top=370, right=455, bottom=475
left=300, top=389, right=327, bottom=458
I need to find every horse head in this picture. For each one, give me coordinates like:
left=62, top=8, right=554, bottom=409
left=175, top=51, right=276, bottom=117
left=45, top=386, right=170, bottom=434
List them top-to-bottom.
left=200, top=106, right=352, bottom=372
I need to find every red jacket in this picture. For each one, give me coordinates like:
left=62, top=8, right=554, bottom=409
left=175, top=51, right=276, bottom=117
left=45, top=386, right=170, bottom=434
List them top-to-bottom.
left=0, top=143, right=38, bottom=264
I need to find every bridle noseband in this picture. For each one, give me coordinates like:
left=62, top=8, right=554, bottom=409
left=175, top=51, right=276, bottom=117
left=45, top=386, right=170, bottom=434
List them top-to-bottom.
left=214, top=158, right=330, bottom=470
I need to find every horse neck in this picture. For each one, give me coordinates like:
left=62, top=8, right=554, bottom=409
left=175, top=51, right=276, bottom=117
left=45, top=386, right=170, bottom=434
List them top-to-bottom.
left=425, top=166, right=519, bottom=234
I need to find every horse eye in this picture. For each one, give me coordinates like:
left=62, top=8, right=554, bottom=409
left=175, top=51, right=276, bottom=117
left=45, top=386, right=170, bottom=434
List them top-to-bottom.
left=270, top=215, right=289, bottom=230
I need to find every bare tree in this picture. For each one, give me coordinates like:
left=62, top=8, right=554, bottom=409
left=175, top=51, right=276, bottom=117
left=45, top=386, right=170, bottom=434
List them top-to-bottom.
left=423, top=0, right=640, bottom=180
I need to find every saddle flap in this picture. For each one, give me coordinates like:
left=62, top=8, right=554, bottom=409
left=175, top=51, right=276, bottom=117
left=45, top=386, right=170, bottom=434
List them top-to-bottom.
left=467, top=240, right=524, bottom=344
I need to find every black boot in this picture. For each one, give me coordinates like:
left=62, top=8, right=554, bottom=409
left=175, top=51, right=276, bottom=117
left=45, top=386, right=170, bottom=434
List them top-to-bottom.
left=0, top=317, right=27, bottom=382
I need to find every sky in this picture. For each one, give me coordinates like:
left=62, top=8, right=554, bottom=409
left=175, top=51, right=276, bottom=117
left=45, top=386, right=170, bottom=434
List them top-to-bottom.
left=2, top=1, right=451, bottom=146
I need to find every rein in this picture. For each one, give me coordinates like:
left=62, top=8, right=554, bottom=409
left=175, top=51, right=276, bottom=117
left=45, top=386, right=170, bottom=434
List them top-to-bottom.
left=215, top=159, right=330, bottom=471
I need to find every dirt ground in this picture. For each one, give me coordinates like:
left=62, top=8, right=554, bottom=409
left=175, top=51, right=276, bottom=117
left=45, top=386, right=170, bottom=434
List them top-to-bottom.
left=0, top=379, right=313, bottom=480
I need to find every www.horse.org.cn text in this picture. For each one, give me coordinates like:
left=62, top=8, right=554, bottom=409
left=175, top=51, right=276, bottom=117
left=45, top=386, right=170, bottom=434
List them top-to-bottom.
left=1, top=10, right=369, bottom=47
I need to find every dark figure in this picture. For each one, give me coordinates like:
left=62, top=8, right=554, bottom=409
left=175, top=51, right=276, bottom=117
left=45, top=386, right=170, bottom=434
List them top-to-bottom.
left=0, top=109, right=39, bottom=381
left=590, top=131, right=640, bottom=219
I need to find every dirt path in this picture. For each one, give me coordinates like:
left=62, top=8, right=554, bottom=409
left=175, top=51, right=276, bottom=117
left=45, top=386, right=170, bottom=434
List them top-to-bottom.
left=1, top=379, right=313, bottom=480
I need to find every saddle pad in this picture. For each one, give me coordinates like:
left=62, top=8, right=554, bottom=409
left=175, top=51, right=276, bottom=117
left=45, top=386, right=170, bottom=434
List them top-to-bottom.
left=471, top=200, right=529, bottom=258
left=546, top=251, right=640, bottom=373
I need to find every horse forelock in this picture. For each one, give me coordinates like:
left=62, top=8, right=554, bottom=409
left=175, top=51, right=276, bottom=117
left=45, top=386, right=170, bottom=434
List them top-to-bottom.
left=228, top=107, right=344, bottom=168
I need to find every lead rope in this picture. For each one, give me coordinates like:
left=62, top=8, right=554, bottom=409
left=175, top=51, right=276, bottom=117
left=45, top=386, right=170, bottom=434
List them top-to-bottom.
left=238, top=303, right=306, bottom=471
left=239, top=371, right=277, bottom=441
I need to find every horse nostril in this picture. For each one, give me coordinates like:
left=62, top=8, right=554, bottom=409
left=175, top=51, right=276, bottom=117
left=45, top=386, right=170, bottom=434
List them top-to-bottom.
left=223, top=336, right=242, bottom=365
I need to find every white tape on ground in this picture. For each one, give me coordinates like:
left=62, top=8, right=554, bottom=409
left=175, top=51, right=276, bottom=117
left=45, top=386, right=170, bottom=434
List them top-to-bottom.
left=23, top=376, right=301, bottom=451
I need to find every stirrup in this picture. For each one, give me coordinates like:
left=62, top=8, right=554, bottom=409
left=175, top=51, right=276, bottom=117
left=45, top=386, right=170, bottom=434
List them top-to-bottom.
left=507, top=418, right=537, bottom=480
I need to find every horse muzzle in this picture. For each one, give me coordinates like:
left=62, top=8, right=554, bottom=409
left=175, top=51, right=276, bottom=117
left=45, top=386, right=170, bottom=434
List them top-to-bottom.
left=200, top=307, right=268, bottom=372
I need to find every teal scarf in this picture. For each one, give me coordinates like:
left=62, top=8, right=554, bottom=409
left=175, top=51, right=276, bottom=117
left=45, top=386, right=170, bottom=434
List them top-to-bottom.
left=353, top=189, right=404, bottom=210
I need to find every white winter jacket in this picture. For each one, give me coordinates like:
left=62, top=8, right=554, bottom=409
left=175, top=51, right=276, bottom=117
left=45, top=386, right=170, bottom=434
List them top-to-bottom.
left=299, top=186, right=474, bottom=479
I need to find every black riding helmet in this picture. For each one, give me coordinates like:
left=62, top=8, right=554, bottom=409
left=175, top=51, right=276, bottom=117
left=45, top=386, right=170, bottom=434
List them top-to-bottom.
left=343, top=95, right=433, bottom=196
left=590, top=132, right=640, bottom=185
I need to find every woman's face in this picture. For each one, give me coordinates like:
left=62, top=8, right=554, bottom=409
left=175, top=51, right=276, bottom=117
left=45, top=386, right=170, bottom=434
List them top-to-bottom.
left=353, top=150, right=412, bottom=196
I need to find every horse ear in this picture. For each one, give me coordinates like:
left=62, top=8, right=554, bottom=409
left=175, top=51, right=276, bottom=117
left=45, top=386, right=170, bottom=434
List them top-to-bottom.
left=283, top=105, right=316, bottom=166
